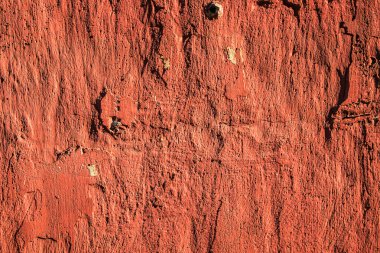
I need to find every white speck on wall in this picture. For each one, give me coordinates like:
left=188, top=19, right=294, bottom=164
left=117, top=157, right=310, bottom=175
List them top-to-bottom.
left=87, top=164, right=98, bottom=177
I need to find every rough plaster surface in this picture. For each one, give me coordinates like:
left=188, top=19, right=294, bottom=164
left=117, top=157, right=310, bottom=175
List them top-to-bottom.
left=0, top=0, right=379, bottom=252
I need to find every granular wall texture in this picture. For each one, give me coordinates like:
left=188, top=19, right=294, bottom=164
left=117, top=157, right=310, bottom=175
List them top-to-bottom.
left=0, top=0, right=379, bottom=252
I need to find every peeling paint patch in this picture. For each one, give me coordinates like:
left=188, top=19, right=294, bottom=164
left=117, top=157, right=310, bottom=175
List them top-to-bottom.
left=226, top=47, right=237, bottom=65
left=87, top=164, right=98, bottom=177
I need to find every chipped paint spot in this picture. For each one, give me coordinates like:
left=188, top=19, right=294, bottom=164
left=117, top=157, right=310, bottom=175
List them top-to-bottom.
left=226, top=47, right=237, bottom=65
left=160, top=55, right=170, bottom=70
left=87, top=164, right=98, bottom=177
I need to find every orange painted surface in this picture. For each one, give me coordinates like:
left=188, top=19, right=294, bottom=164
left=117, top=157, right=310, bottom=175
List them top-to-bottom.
left=0, top=0, right=379, bottom=252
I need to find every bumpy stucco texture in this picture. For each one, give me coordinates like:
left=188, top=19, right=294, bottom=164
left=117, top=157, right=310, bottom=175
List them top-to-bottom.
left=0, top=0, right=379, bottom=252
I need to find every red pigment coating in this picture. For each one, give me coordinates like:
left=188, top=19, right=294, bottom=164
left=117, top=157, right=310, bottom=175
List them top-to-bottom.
left=0, top=0, right=379, bottom=252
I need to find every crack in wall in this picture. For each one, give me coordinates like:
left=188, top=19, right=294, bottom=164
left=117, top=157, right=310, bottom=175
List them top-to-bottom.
left=325, top=22, right=355, bottom=140
left=207, top=199, right=223, bottom=253
left=36, top=236, right=57, bottom=242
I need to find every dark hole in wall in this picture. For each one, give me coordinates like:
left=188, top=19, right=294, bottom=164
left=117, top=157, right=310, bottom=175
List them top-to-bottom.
left=205, top=2, right=222, bottom=20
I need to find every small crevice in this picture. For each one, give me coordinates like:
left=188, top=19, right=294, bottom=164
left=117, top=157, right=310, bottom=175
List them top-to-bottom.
left=84, top=0, right=94, bottom=41
left=141, top=0, right=167, bottom=86
left=179, top=0, right=186, bottom=13
left=257, top=0, right=274, bottom=8
left=282, top=0, right=301, bottom=23
left=351, top=0, right=357, bottom=20
left=315, top=7, right=322, bottom=24
left=339, top=22, right=354, bottom=37
left=182, top=23, right=199, bottom=70
left=325, top=27, right=355, bottom=141
left=325, top=67, right=350, bottom=140
left=336, top=68, right=350, bottom=105
left=374, top=74, right=380, bottom=89
left=90, top=88, right=107, bottom=140
left=216, top=132, right=224, bottom=155
left=55, top=146, right=74, bottom=161
left=14, top=191, right=40, bottom=251
left=207, top=199, right=223, bottom=253
left=274, top=206, right=282, bottom=252
left=191, top=218, right=198, bottom=251
left=65, top=234, right=72, bottom=253
left=37, top=236, right=57, bottom=243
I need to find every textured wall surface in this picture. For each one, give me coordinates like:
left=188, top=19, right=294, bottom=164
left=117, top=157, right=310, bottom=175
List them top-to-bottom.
left=0, top=0, right=379, bottom=252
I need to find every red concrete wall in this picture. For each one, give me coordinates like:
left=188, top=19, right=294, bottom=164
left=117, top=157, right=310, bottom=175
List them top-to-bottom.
left=0, top=0, right=379, bottom=252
